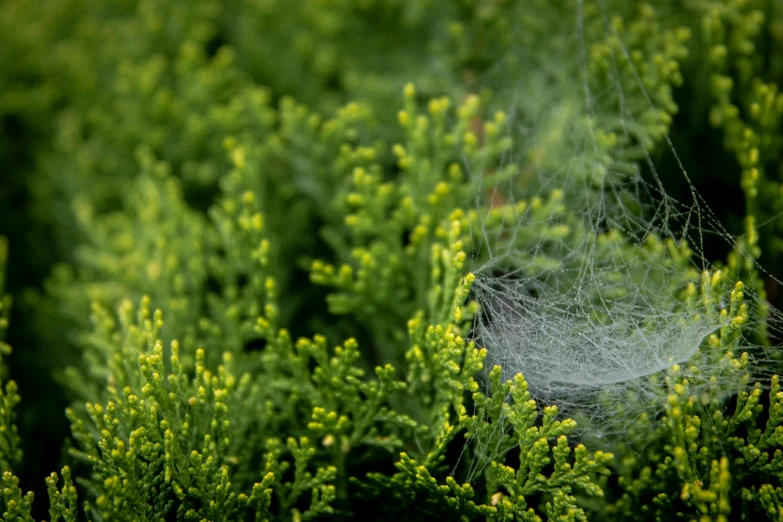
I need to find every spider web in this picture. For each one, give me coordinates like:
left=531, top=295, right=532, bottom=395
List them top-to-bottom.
left=457, top=0, right=783, bottom=479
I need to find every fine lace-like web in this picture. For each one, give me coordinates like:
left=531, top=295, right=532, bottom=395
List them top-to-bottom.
left=455, top=0, right=783, bottom=478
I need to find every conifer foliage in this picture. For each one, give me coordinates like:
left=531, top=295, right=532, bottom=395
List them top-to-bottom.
left=3, top=0, right=783, bottom=520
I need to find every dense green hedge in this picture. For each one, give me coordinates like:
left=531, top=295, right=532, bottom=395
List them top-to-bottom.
left=3, top=0, right=783, bottom=520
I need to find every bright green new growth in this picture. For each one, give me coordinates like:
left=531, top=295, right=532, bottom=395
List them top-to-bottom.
left=2, top=0, right=783, bottom=521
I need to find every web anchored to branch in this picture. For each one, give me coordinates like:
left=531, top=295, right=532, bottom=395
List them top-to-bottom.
left=459, top=0, right=783, bottom=468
